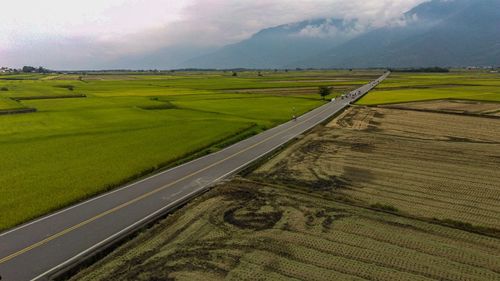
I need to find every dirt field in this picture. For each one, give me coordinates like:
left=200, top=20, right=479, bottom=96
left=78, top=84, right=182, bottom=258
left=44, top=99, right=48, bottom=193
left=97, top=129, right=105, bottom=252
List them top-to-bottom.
left=380, top=99, right=500, bottom=117
left=71, top=102, right=500, bottom=281
left=256, top=106, right=500, bottom=230
left=71, top=179, right=500, bottom=281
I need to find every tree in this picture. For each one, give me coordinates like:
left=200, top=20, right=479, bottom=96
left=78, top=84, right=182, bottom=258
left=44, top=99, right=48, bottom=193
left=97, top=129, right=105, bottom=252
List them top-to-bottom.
left=22, top=66, right=36, bottom=73
left=22, top=66, right=49, bottom=73
left=232, top=72, right=238, bottom=77
left=318, top=86, right=332, bottom=100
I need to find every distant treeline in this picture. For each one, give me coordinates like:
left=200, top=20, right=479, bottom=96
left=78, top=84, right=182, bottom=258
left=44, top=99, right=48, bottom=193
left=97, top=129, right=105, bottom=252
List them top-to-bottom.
left=22, top=66, right=51, bottom=73
left=57, top=67, right=382, bottom=74
left=389, top=67, right=450, bottom=73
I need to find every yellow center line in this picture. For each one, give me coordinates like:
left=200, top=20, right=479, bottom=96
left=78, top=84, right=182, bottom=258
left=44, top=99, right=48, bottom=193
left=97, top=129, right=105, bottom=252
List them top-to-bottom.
left=0, top=103, right=334, bottom=265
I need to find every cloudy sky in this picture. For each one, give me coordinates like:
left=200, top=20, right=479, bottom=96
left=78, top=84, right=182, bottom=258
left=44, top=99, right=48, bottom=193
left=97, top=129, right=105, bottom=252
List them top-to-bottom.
left=0, top=0, right=427, bottom=69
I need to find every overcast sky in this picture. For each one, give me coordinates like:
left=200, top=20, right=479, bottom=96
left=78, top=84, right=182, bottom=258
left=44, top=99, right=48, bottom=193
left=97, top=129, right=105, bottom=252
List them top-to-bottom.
left=0, top=0, right=427, bottom=69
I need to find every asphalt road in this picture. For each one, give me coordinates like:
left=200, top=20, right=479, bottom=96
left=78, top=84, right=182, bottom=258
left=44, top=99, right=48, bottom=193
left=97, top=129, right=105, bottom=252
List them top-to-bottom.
left=0, top=72, right=389, bottom=281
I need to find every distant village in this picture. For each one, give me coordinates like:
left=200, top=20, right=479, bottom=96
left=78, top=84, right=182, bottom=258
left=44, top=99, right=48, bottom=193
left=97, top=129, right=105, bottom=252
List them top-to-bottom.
left=0, top=66, right=51, bottom=73
left=1, top=66, right=499, bottom=74
left=0, top=67, right=17, bottom=73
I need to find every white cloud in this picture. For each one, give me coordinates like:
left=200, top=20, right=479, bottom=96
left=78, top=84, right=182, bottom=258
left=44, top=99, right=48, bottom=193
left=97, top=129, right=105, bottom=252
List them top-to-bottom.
left=0, top=0, right=428, bottom=69
left=0, top=0, right=188, bottom=51
left=291, top=19, right=367, bottom=39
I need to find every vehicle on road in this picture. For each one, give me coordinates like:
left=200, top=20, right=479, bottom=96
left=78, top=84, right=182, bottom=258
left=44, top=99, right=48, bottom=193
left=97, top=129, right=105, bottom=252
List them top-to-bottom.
left=0, top=73, right=388, bottom=281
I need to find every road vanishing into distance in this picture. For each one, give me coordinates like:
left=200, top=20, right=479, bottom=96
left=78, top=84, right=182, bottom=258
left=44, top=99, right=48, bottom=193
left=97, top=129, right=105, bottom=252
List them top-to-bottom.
left=0, top=72, right=389, bottom=281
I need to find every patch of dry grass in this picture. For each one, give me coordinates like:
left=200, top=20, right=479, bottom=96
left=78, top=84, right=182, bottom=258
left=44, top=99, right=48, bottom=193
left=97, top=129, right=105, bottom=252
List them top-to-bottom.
left=380, top=99, right=500, bottom=117
left=70, top=103, right=500, bottom=281
left=256, top=106, right=500, bottom=230
left=71, top=179, right=500, bottom=281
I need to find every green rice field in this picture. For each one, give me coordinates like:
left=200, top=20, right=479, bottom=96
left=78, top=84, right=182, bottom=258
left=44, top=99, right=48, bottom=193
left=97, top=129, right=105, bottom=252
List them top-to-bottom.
left=0, top=70, right=376, bottom=231
left=68, top=70, right=500, bottom=280
left=357, top=71, right=500, bottom=105
left=0, top=98, right=25, bottom=110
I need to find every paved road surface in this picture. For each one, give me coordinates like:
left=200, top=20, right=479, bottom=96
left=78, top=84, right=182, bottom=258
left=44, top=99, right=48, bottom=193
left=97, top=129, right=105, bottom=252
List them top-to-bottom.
left=0, top=72, right=389, bottom=281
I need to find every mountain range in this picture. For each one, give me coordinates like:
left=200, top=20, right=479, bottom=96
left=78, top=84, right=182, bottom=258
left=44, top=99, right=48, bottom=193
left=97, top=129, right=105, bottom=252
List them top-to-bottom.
left=178, top=0, right=500, bottom=69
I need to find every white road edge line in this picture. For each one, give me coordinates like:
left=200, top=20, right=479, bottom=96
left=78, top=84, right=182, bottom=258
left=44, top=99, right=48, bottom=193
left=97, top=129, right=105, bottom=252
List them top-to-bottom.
left=3, top=74, right=381, bottom=238
left=23, top=74, right=388, bottom=280
left=30, top=98, right=339, bottom=281
left=0, top=105, right=309, bottom=238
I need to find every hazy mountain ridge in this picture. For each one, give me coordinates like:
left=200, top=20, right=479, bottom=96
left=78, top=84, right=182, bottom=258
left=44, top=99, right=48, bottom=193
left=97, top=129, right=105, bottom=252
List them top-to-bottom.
left=181, top=0, right=500, bottom=69
left=301, top=0, right=500, bottom=68
left=181, top=18, right=365, bottom=69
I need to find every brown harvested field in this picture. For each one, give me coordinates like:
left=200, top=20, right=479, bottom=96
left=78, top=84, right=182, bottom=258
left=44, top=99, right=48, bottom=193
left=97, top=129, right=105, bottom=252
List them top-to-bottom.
left=380, top=99, right=500, bottom=117
left=71, top=103, right=500, bottom=281
left=256, top=106, right=500, bottom=230
left=71, top=179, right=500, bottom=281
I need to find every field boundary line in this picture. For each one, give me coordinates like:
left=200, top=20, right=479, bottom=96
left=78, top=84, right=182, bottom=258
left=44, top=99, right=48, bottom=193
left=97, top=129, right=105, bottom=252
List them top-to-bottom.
left=0, top=73, right=389, bottom=281
left=0, top=98, right=336, bottom=265
left=28, top=99, right=347, bottom=281
left=0, top=104, right=312, bottom=238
